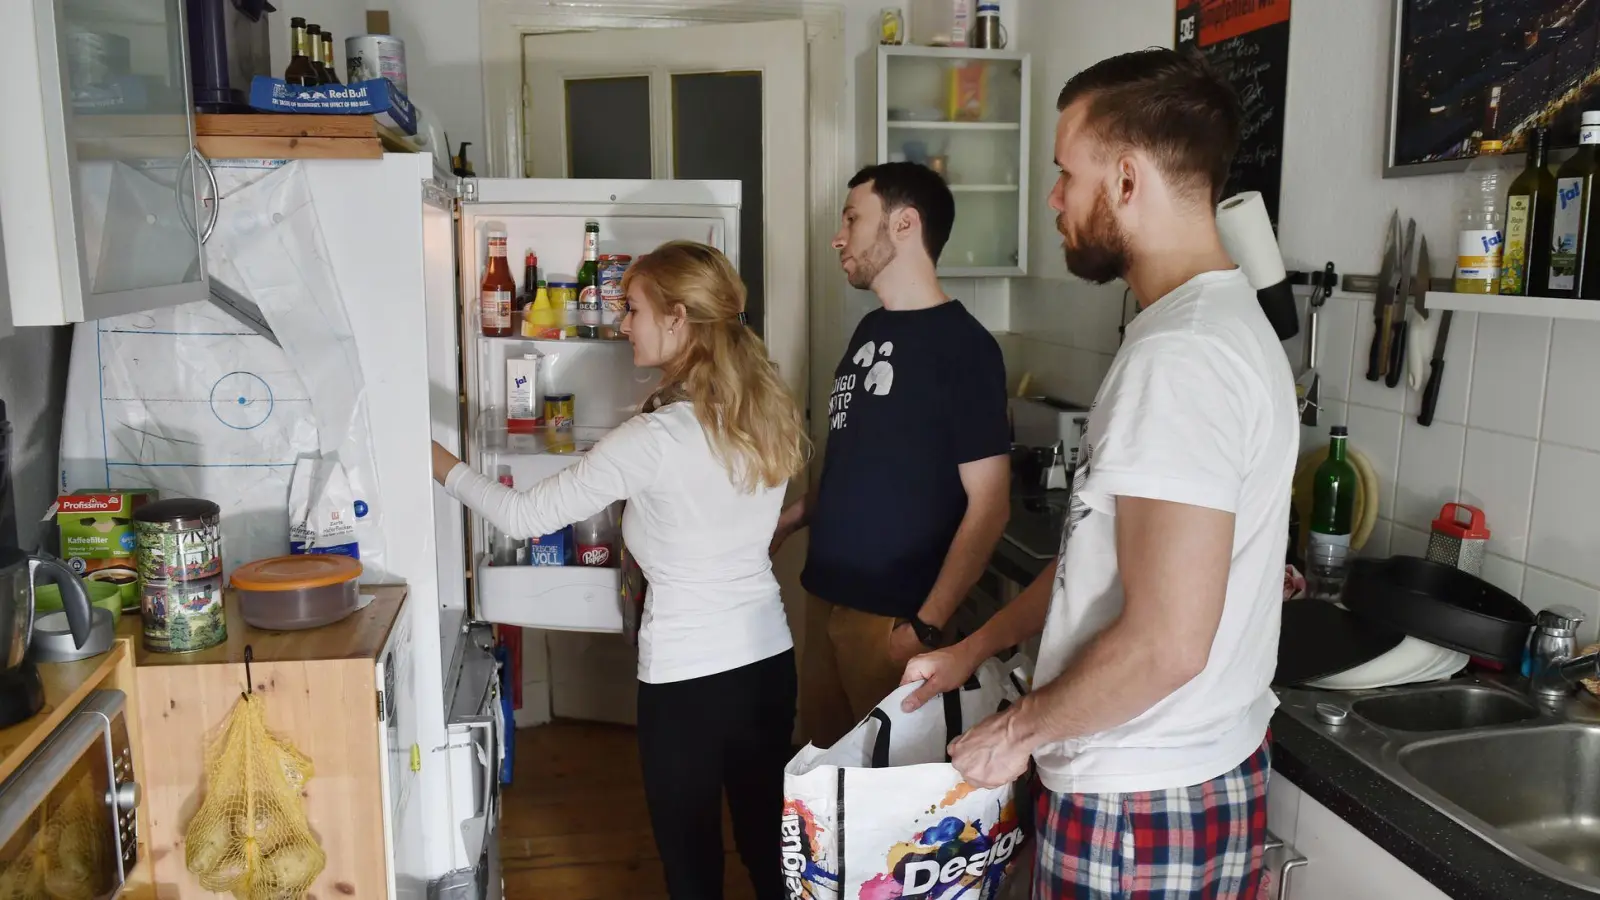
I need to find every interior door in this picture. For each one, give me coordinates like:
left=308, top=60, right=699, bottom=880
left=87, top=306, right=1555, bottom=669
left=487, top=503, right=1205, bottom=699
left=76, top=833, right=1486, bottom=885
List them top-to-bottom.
left=523, top=21, right=815, bottom=701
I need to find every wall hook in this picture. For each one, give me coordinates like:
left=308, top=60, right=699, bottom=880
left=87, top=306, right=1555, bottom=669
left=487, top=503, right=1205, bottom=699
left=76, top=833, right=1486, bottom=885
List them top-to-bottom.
left=243, top=645, right=254, bottom=697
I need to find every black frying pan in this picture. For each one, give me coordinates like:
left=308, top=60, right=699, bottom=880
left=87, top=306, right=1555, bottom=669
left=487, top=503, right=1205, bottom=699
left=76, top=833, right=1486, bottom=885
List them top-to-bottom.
left=1343, top=556, right=1533, bottom=665
left=1275, top=599, right=1405, bottom=686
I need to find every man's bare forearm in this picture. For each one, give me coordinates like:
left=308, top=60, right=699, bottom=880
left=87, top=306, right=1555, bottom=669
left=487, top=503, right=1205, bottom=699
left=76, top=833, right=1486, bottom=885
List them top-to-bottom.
left=917, top=497, right=1009, bottom=627
left=959, top=557, right=1054, bottom=662
left=1007, top=614, right=1203, bottom=750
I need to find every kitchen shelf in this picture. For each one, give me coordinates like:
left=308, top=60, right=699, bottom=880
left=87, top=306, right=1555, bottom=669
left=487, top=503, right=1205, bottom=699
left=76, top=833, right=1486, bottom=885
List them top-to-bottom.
left=886, top=120, right=1021, bottom=131
left=949, top=184, right=1021, bottom=192
left=1425, top=291, right=1600, bottom=321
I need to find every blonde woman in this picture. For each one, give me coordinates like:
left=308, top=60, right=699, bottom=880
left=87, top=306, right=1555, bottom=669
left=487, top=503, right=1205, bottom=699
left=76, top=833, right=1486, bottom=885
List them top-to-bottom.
left=431, top=240, right=806, bottom=900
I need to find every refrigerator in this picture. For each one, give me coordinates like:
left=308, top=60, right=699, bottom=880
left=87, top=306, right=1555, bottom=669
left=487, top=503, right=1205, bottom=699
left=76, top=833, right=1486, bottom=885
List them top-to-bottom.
left=56, top=152, right=742, bottom=898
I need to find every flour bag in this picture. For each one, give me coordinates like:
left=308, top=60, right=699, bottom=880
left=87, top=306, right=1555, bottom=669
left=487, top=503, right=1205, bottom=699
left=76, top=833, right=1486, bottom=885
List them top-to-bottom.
left=287, top=456, right=361, bottom=557
left=782, top=658, right=1030, bottom=900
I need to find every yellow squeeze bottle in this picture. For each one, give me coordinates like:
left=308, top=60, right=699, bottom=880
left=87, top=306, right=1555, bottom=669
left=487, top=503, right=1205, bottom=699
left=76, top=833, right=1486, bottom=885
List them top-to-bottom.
left=524, top=281, right=559, bottom=338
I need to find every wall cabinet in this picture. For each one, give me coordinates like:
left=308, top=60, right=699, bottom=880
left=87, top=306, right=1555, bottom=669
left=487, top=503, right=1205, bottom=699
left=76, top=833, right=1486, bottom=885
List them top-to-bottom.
left=0, top=0, right=211, bottom=328
left=877, top=46, right=1031, bottom=277
left=1267, top=773, right=1449, bottom=900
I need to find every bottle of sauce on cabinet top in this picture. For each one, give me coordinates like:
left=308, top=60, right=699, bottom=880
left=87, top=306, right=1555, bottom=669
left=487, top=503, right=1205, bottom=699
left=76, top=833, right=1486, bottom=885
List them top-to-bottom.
left=481, top=230, right=515, bottom=337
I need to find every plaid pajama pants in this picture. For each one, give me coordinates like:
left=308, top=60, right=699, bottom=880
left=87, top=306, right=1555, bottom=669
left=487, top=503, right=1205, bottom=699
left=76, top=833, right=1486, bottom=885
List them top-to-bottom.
left=1031, top=739, right=1270, bottom=899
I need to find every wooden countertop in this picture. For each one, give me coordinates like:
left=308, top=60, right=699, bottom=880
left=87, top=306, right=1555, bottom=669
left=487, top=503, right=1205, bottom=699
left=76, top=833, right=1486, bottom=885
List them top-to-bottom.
left=132, top=584, right=407, bottom=667
left=0, top=640, right=128, bottom=784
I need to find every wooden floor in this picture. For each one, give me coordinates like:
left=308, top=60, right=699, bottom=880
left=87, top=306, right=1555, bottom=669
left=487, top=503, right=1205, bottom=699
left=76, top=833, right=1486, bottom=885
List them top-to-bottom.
left=500, top=721, right=758, bottom=900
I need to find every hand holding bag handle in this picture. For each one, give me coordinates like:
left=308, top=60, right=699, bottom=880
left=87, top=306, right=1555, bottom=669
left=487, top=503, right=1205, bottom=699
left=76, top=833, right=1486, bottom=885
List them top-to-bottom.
left=867, top=689, right=967, bottom=768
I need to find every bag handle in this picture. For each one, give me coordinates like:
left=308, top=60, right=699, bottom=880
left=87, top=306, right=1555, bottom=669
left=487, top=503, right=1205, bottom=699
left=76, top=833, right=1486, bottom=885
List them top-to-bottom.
left=868, top=690, right=966, bottom=768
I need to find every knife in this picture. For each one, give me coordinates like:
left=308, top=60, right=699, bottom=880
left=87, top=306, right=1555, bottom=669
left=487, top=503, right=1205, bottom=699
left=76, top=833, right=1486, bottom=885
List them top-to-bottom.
left=1367, top=212, right=1400, bottom=381
left=1385, top=219, right=1418, bottom=388
left=1419, top=308, right=1454, bottom=427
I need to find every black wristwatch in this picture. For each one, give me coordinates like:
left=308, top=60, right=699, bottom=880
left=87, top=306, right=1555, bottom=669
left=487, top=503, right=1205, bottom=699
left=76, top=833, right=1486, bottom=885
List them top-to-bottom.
left=897, top=615, right=942, bottom=649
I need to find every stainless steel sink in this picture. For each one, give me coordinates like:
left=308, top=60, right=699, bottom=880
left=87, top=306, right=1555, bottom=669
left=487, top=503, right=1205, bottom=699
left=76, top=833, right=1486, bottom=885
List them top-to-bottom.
left=1278, top=679, right=1600, bottom=893
left=1351, top=684, right=1540, bottom=731
left=1401, top=725, right=1600, bottom=878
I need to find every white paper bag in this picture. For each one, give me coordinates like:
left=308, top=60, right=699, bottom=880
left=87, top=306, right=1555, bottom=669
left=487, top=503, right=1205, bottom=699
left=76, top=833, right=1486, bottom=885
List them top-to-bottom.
left=782, top=658, right=1029, bottom=900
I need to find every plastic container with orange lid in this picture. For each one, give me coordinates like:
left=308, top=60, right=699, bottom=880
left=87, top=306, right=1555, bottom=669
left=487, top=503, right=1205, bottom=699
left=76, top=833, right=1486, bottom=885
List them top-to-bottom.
left=231, top=554, right=364, bottom=631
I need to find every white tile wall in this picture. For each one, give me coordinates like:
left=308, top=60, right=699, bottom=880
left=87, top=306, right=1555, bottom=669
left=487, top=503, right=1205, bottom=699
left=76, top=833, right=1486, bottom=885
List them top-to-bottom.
left=1305, top=294, right=1600, bottom=615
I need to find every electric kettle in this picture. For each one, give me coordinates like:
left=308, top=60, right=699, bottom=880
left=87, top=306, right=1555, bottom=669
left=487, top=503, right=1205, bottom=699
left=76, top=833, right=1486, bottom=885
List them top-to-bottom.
left=0, top=547, right=94, bottom=727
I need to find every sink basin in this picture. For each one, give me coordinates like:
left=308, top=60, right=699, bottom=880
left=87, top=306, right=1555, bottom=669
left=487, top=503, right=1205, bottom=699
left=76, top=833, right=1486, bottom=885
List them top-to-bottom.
left=1352, top=685, right=1540, bottom=732
left=1400, top=725, right=1600, bottom=878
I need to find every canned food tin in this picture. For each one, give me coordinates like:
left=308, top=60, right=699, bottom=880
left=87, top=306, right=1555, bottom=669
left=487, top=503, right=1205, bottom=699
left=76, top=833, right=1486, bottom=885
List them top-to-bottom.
left=345, top=34, right=407, bottom=93
left=599, top=255, right=632, bottom=339
left=134, top=498, right=222, bottom=582
left=142, top=575, right=227, bottom=653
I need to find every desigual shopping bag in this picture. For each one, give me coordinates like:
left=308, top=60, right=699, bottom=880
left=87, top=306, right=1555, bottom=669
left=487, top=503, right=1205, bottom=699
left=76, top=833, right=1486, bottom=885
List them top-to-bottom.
left=781, top=658, right=1029, bottom=900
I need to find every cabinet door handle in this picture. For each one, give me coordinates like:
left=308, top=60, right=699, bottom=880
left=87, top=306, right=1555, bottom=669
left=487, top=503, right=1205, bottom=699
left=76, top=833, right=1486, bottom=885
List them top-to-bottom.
left=175, top=148, right=221, bottom=245
left=1263, top=829, right=1307, bottom=900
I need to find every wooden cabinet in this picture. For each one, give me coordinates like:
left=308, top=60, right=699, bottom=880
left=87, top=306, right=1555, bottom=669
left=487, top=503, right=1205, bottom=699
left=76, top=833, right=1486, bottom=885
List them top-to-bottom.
left=0, top=0, right=211, bottom=327
left=133, top=587, right=410, bottom=898
left=1268, top=773, right=1449, bottom=900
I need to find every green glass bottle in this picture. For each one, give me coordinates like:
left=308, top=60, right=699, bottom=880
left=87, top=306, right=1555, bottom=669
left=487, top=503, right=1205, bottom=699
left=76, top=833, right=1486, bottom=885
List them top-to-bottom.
left=1550, top=112, right=1600, bottom=297
left=1501, top=125, right=1558, bottom=296
left=576, top=221, right=601, bottom=339
left=1309, top=426, right=1356, bottom=555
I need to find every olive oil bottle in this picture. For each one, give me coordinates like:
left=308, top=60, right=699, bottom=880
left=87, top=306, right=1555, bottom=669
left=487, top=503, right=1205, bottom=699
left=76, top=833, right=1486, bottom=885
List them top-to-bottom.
left=1501, top=125, right=1557, bottom=296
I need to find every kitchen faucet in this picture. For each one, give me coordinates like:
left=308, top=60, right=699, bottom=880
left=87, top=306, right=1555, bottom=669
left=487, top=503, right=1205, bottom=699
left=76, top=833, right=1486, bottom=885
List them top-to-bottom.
left=1528, top=606, right=1600, bottom=700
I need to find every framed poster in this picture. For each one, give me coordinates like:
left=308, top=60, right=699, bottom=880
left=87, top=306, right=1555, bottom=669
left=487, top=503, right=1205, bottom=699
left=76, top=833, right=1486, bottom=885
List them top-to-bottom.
left=1175, top=0, right=1292, bottom=225
left=1386, top=0, right=1600, bottom=176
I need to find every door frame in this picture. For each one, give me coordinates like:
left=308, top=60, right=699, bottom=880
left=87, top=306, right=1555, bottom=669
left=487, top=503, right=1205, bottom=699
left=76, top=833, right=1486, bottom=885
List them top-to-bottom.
left=477, top=0, right=848, bottom=454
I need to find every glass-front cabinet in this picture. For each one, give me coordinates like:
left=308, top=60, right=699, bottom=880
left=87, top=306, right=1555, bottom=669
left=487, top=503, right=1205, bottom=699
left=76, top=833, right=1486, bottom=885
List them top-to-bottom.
left=0, top=0, right=209, bottom=327
left=878, top=46, right=1031, bottom=277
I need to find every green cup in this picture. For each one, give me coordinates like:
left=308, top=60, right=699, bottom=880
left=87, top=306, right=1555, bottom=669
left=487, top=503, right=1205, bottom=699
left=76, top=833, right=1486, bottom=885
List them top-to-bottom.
left=36, top=579, right=123, bottom=627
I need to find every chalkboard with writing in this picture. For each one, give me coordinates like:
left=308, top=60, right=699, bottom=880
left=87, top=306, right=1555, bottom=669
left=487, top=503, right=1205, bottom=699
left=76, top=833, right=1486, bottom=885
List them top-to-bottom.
left=1175, top=0, right=1292, bottom=225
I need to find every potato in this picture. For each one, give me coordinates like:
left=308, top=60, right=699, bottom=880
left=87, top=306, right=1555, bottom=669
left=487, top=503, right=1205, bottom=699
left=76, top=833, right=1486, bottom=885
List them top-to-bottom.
left=185, top=825, right=232, bottom=875
left=259, top=842, right=325, bottom=891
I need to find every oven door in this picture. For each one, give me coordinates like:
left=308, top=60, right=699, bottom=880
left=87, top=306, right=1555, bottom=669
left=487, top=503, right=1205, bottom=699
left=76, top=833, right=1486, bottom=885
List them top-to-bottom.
left=0, top=689, right=136, bottom=897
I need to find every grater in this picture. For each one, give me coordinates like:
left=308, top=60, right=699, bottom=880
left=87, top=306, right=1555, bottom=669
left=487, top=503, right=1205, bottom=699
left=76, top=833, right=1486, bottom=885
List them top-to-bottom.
left=1427, top=503, right=1489, bottom=576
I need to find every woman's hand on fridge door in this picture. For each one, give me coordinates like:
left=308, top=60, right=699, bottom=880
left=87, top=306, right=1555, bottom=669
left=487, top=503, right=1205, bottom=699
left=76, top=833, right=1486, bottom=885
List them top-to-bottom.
left=432, top=441, right=463, bottom=485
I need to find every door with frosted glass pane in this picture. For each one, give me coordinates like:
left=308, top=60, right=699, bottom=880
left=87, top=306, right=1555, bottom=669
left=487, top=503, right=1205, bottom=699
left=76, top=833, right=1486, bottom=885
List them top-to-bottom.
left=523, top=21, right=810, bottom=725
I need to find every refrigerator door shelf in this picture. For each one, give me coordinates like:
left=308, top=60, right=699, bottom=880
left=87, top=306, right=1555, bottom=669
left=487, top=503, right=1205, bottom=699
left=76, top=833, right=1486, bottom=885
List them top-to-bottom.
left=478, top=423, right=609, bottom=457
left=476, top=558, right=624, bottom=632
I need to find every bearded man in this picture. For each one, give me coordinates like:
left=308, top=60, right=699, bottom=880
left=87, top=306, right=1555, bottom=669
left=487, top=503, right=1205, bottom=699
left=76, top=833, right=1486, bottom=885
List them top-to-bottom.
left=900, top=49, right=1298, bottom=899
left=771, top=161, right=1011, bottom=747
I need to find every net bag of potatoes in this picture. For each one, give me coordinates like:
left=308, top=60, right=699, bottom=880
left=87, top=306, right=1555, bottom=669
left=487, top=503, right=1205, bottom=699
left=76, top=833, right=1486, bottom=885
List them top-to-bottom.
left=185, top=693, right=326, bottom=899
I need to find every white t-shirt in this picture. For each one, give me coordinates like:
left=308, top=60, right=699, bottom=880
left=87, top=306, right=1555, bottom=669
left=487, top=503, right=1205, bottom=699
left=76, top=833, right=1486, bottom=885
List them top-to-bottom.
left=1031, top=268, right=1297, bottom=795
left=444, top=401, right=793, bottom=684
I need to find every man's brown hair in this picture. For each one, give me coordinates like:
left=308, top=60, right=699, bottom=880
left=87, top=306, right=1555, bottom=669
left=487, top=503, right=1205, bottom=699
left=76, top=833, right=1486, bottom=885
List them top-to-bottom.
left=1056, top=48, right=1242, bottom=203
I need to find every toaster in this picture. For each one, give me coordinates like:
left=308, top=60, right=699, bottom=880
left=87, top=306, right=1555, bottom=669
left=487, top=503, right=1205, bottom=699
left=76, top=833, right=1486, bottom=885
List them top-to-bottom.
left=1010, top=396, right=1089, bottom=466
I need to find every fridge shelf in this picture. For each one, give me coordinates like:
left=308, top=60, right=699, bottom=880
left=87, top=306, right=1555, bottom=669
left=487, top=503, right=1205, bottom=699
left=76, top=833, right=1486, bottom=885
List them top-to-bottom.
left=478, top=423, right=609, bottom=457
left=475, top=556, right=623, bottom=633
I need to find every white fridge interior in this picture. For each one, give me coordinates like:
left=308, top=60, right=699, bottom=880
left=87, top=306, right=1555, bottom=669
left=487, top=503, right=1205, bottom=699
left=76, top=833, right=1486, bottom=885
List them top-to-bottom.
left=445, top=186, right=739, bottom=727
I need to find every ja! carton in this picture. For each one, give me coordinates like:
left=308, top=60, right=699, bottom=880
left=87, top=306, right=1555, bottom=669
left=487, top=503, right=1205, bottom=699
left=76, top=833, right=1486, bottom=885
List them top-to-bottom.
left=53, top=490, right=157, bottom=611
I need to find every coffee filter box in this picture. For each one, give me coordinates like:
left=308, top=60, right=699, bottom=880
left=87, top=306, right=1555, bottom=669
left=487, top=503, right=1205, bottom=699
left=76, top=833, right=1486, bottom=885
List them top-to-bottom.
left=52, top=489, right=157, bottom=611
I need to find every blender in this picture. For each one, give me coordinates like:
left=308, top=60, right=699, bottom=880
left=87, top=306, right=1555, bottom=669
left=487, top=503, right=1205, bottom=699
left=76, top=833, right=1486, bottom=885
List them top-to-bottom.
left=0, top=548, right=94, bottom=727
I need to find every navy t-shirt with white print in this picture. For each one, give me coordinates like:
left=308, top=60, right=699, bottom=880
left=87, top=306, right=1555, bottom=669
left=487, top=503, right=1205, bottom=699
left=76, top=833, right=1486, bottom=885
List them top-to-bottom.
left=801, top=300, right=1010, bottom=618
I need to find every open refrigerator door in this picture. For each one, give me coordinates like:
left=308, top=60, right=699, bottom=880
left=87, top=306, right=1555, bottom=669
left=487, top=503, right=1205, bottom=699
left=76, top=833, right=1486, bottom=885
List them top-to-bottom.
left=454, top=179, right=739, bottom=727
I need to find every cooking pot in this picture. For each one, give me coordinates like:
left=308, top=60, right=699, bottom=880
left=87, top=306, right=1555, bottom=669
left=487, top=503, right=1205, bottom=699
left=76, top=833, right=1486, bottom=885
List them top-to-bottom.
left=0, top=547, right=94, bottom=671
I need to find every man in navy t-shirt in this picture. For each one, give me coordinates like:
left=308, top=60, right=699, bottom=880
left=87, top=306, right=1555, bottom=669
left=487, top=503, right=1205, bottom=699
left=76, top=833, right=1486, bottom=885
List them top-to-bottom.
left=771, top=162, right=1011, bottom=746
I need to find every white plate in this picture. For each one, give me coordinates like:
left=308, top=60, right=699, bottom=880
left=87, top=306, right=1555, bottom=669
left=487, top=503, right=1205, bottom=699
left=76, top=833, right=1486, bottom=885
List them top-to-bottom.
left=1306, top=637, right=1465, bottom=690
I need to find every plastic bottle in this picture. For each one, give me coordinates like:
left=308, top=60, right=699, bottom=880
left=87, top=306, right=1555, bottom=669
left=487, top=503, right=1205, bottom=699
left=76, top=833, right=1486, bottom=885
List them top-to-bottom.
left=1454, top=138, right=1508, bottom=294
left=490, top=465, right=527, bottom=566
left=574, top=504, right=618, bottom=567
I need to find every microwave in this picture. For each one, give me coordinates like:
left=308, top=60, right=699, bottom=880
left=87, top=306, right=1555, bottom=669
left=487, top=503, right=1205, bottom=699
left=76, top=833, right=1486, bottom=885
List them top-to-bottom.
left=0, top=690, right=139, bottom=896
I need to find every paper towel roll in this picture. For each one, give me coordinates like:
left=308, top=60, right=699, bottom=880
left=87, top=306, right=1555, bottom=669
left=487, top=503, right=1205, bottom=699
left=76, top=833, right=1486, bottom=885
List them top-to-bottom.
left=1217, top=191, right=1287, bottom=290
